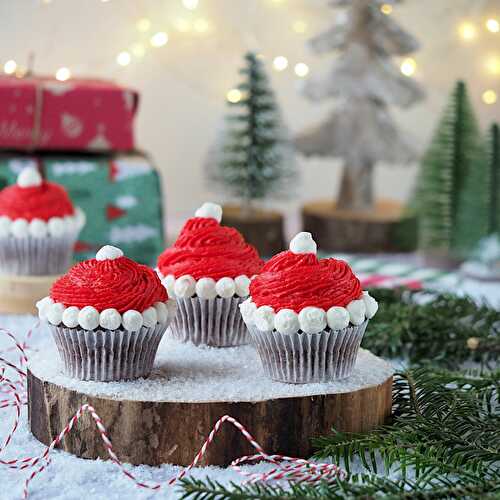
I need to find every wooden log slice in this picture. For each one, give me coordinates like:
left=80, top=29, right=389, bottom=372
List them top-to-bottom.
left=302, top=199, right=418, bottom=253
left=221, top=204, right=285, bottom=256
left=0, top=274, right=59, bottom=314
left=28, top=339, right=393, bottom=467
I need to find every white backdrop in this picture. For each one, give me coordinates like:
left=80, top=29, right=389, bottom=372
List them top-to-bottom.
left=1, top=0, right=498, bottom=238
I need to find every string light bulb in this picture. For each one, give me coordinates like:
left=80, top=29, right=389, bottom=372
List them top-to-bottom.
left=182, top=0, right=199, bottom=10
left=380, top=3, right=393, bottom=15
left=136, top=18, right=151, bottom=33
left=486, top=18, right=500, bottom=33
left=194, top=19, right=209, bottom=32
left=292, top=21, right=307, bottom=34
left=459, top=22, right=477, bottom=41
left=150, top=32, right=168, bottom=47
left=116, top=51, right=131, bottom=66
left=273, top=56, right=288, bottom=71
left=485, top=56, right=500, bottom=75
left=400, top=57, right=417, bottom=76
left=3, top=60, right=17, bottom=75
left=294, top=62, right=309, bottom=77
left=55, top=67, right=71, bottom=82
left=226, top=88, right=242, bottom=103
left=482, top=90, right=497, bottom=105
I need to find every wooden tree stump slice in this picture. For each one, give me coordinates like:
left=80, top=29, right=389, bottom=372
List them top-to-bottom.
left=302, top=199, right=418, bottom=253
left=222, top=204, right=285, bottom=256
left=0, top=274, right=59, bottom=314
left=28, top=337, right=393, bottom=467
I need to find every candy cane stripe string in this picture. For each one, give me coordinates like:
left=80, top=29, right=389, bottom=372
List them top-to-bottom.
left=1, top=324, right=346, bottom=499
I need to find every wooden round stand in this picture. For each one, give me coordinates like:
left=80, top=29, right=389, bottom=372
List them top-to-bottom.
left=302, top=199, right=418, bottom=253
left=222, top=204, right=285, bottom=256
left=0, top=274, right=59, bottom=314
left=28, top=339, right=393, bottom=467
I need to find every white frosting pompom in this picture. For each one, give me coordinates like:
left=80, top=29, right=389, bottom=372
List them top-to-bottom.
left=17, top=167, right=42, bottom=188
left=195, top=202, right=222, bottom=222
left=0, top=216, right=11, bottom=237
left=47, top=217, right=66, bottom=237
left=11, top=218, right=29, bottom=238
left=29, top=218, right=48, bottom=238
left=289, top=232, right=317, bottom=255
left=96, top=245, right=124, bottom=261
left=163, top=274, right=176, bottom=297
left=174, top=275, right=196, bottom=298
left=234, top=275, right=251, bottom=297
left=196, top=277, right=217, bottom=299
left=215, top=277, right=235, bottom=298
left=362, top=291, right=379, bottom=319
left=36, top=296, right=54, bottom=320
left=239, top=298, right=257, bottom=325
left=347, top=299, right=366, bottom=326
left=154, top=302, right=168, bottom=323
left=47, top=303, right=66, bottom=326
left=254, top=305, right=275, bottom=332
left=62, top=306, right=80, bottom=328
left=78, top=306, right=100, bottom=330
left=298, top=306, right=327, bottom=334
left=327, top=306, right=350, bottom=331
left=142, top=307, right=158, bottom=328
left=99, top=308, right=122, bottom=330
left=274, top=309, right=300, bottom=335
left=122, top=310, right=144, bottom=332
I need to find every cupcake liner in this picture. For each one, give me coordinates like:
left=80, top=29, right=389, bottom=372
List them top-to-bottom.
left=0, top=233, right=78, bottom=276
left=169, top=296, right=249, bottom=347
left=248, top=320, right=368, bottom=384
left=49, top=322, right=168, bottom=381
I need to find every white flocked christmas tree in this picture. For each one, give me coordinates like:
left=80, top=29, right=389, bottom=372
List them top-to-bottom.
left=296, top=0, right=425, bottom=211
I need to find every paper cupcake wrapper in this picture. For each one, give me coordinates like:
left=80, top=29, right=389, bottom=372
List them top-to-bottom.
left=0, top=233, right=78, bottom=276
left=169, top=296, right=250, bottom=347
left=248, top=320, right=368, bottom=384
left=49, top=322, right=169, bottom=381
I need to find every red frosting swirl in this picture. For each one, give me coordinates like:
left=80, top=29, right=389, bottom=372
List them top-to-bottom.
left=0, top=181, right=75, bottom=221
left=157, top=217, right=264, bottom=280
left=250, top=251, right=362, bottom=312
left=51, top=256, right=167, bottom=313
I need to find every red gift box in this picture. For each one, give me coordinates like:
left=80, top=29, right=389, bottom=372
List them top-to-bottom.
left=0, top=76, right=138, bottom=152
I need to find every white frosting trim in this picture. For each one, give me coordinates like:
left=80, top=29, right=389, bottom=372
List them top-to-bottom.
left=194, top=202, right=222, bottom=222
left=0, top=207, right=86, bottom=239
left=157, top=271, right=251, bottom=299
left=239, top=291, right=378, bottom=334
left=36, top=297, right=177, bottom=330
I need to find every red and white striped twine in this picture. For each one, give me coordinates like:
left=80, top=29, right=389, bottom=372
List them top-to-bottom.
left=0, top=324, right=346, bottom=498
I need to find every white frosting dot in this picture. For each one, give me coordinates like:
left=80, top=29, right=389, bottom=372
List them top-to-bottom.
left=17, top=167, right=42, bottom=188
left=195, top=202, right=222, bottom=222
left=0, top=216, right=11, bottom=238
left=48, top=217, right=66, bottom=237
left=11, top=218, right=29, bottom=238
left=29, top=218, right=48, bottom=238
left=289, top=232, right=317, bottom=255
left=96, top=245, right=124, bottom=261
left=163, top=274, right=176, bottom=297
left=174, top=275, right=196, bottom=298
left=234, top=275, right=251, bottom=297
left=196, top=277, right=217, bottom=299
left=215, top=277, right=235, bottom=298
left=362, top=291, right=379, bottom=319
left=36, top=296, right=54, bottom=321
left=239, top=298, right=257, bottom=325
left=347, top=299, right=366, bottom=326
left=154, top=302, right=168, bottom=323
left=47, top=303, right=65, bottom=326
left=254, top=305, right=275, bottom=332
left=62, top=306, right=80, bottom=328
left=78, top=306, right=100, bottom=330
left=298, top=306, right=327, bottom=334
left=326, top=306, right=350, bottom=331
left=142, top=307, right=158, bottom=328
left=99, top=308, right=122, bottom=330
left=274, top=309, right=300, bottom=335
left=122, top=310, right=144, bottom=332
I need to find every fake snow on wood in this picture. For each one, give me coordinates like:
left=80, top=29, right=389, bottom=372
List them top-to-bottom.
left=29, top=329, right=393, bottom=403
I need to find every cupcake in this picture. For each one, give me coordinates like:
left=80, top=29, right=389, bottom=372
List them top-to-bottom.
left=0, top=167, right=85, bottom=276
left=157, top=202, right=264, bottom=347
left=240, top=232, right=378, bottom=383
left=37, top=245, right=176, bottom=381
